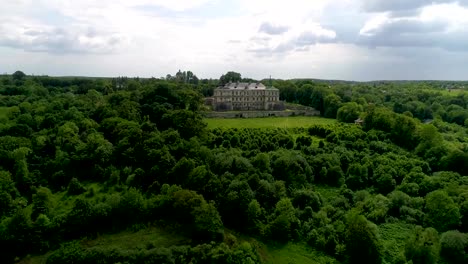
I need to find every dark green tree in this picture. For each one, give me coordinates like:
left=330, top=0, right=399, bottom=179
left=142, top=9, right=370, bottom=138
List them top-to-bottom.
left=12, top=70, right=26, bottom=81
left=220, top=72, right=242, bottom=85
left=323, top=93, right=342, bottom=118
left=337, top=102, right=363, bottom=123
left=424, top=190, right=460, bottom=232
left=344, top=213, right=382, bottom=264
left=405, top=226, right=439, bottom=264
left=440, top=230, right=468, bottom=263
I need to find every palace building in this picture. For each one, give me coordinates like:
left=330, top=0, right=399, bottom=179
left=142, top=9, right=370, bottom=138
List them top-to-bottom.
left=213, top=82, right=283, bottom=111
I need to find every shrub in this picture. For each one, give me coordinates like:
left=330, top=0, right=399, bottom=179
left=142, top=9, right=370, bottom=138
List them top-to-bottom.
left=67, top=178, right=86, bottom=195
left=424, top=190, right=460, bottom=232
left=405, top=226, right=439, bottom=264
left=440, top=230, right=468, bottom=263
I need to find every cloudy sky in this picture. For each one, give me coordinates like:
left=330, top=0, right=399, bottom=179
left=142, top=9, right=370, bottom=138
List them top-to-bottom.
left=1, top=0, right=468, bottom=81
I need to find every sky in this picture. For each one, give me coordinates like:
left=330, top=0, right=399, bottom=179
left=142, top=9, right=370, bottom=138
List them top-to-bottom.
left=1, top=0, right=468, bottom=81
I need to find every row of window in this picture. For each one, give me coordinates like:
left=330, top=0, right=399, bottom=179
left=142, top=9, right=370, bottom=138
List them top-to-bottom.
left=215, top=91, right=279, bottom=96
left=217, top=97, right=278, bottom=102
left=232, top=103, right=265, bottom=107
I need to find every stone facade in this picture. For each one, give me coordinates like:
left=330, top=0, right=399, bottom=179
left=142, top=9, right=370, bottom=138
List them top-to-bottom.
left=213, top=82, right=283, bottom=111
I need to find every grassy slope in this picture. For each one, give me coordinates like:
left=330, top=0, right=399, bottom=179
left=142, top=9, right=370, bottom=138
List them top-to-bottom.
left=205, top=116, right=336, bottom=129
left=19, top=185, right=413, bottom=264
left=18, top=227, right=190, bottom=264
left=22, top=229, right=339, bottom=264
left=261, top=243, right=339, bottom=264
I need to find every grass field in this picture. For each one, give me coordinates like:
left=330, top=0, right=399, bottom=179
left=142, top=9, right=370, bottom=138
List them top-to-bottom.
left=421, top=88, right=467, bottom=97
left=205, top=116, right=336, bottom=129
left=19, top=226, right=190, bottom=264
left=261, top=243, right=338, bottom=264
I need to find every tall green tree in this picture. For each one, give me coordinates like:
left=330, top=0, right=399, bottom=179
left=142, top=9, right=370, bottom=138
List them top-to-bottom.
left=220, top=72, right=242, bottom=85
left=323, top=93, right=342, bottom=118
left=337, top=102, right=363, bottom=123
left=424, top=190, right=460, bottom=232
left=344, top=213, right=382, bottom=264
left=405, top=226, right=439, bottom=264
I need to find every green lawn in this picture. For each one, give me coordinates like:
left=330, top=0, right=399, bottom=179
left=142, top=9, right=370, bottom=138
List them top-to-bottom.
left=421, top=88, right=467, bottom=97
left=205, top=116, right=336, bottom=129
left=314, top=185, right=341, bottom=202
left=81, top=226, right=189, bottom=250
left=261, top=243, right=339, bottom=264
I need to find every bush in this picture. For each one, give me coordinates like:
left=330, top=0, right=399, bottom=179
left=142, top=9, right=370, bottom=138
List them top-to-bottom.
left=67, top=178, right=86, bottom=195
left=424, top=190, right=460, bottom=232
left=344, top=213, right=382, bottom=264
left=405, top=226, right=439, bottom=264
left=47, top=242, right=84, bottom=264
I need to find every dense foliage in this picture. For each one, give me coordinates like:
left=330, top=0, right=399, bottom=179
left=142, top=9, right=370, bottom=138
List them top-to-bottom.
left=1, top=72, right=468, bottom=263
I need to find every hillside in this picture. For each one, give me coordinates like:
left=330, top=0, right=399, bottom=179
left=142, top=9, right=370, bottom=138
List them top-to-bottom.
left=0, top=74, right=467, bottom=263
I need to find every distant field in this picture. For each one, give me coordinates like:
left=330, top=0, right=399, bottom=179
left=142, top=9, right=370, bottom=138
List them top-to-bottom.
left=421, top=88, right=467, bottom=97
left=205, top=116, right=336, bottom=129
left=262, top=243, right=337, bottom=264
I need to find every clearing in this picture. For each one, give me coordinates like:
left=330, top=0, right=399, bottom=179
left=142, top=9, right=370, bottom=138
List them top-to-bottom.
left=205, top=116, right=336, bottom=129
left=17, top=226, right=190, bottom=264
left=260, top=243, right=338, bottom=264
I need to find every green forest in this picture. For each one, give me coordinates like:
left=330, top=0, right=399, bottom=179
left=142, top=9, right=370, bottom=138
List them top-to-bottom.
left=1, top=70, right=468, bottom=263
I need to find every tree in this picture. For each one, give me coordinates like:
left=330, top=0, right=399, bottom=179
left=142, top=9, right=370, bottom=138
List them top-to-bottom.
left=12, top=70, right=26, bottom=81
left=219, top=71, right=242, bottom=85
left=310, top=86, right=329, bottom=114
left=323, top=93, right=342, bottom=118
left=337, top=102, right=363, bottom=123
left=161, top=110, right=206, bottom=139
left=391, top=114, right=418, bottom=148
left=415, top=124, right=445, bottom=162
left=271, top=150, right=313, bottom=188
left=346, top=163, right=368, bottom=190
left=326, top=165, right=345, bottom=187
left=67, top=178, right=86, bottom=195
left=32, top=187, right=52, bottom=220
left=292, top=188, right=322, bottom=211
left=424, top=190, right=460, bottom=232
left=0, top=191, right=13, bottom=217
left=267, top=198, right=299, bottom=241
left=246, top=199, right=264, bottom=234
left=193, top=201, right=224, bottom=241
left=4, top=208, right=32, bottom=261
left=344, top=213, right=382, bottom=264
left=405, top=226, right=439, bottom=264
left=440, top=230, right=468, bottom=263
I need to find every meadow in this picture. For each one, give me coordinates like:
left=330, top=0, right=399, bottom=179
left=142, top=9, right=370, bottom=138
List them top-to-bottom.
left=205, top=116, right=336, bottom=129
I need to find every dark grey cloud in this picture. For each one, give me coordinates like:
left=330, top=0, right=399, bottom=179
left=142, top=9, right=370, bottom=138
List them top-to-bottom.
left=361, top=0, right=468, bottom=13
left=358, top=18, right=468, bottom=51
left=363, top=18, right=446, bottom=36
left=0, top=21, right=127, bottom=54
left=258, top=22, right=289, bottom=35
left=347, top=46, right=468, bottom=81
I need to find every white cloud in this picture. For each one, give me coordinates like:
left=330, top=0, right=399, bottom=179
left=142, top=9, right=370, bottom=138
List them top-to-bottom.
left=1, top=0, right=468, bottom=80
left=359, top=13, right=390, bottom=36
left=0, top=17, right=129, bottom=54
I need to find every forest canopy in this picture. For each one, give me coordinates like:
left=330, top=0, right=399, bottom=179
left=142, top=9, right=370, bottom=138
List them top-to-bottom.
left=1, top=72, right=468, bottom=263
